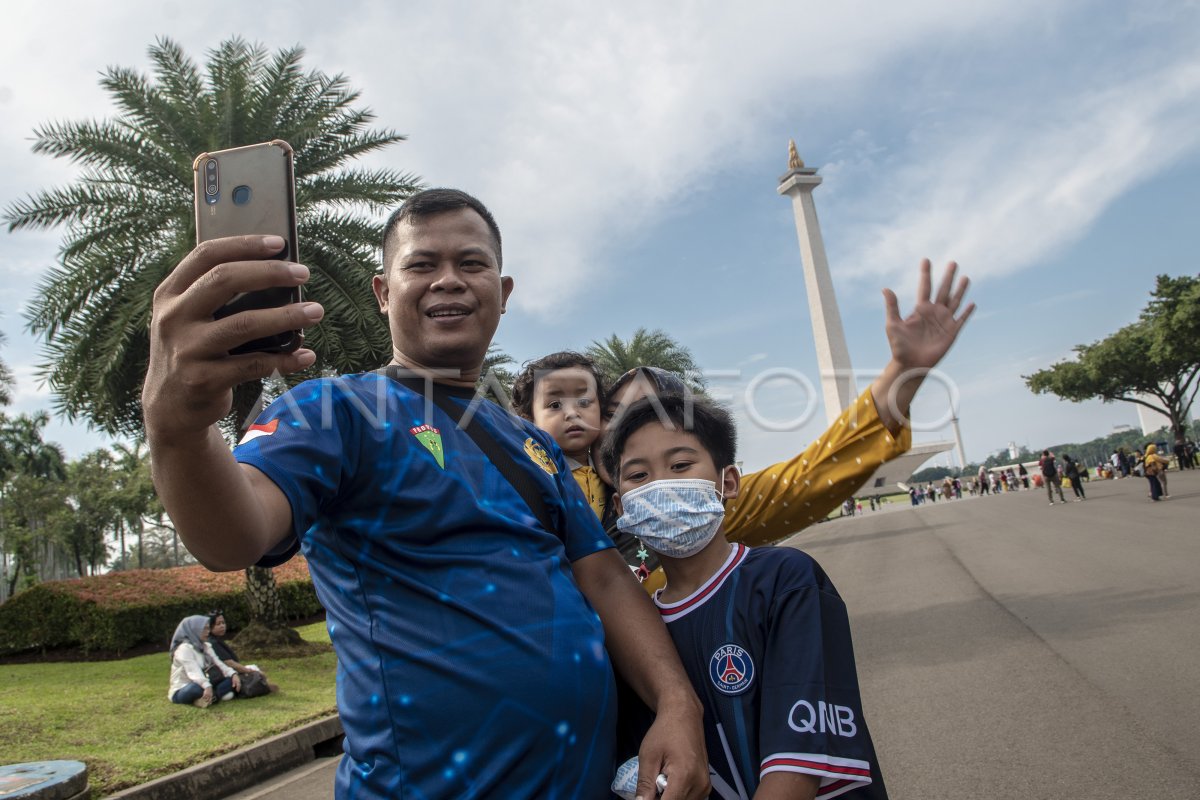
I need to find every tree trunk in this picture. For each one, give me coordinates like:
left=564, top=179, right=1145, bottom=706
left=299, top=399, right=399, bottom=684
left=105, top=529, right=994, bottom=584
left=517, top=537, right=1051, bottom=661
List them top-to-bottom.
left=236, top=379, right=292, bottom=632
left=1170, top=407, right=1185, bottom=443
left=117, top=520, right=126, bottom=570
left=245, top=564, right=285, bottom=629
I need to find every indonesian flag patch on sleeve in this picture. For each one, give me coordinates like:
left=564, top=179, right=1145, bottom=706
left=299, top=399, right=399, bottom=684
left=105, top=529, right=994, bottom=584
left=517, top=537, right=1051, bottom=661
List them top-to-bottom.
left=239, top=419, right=280, bottom=445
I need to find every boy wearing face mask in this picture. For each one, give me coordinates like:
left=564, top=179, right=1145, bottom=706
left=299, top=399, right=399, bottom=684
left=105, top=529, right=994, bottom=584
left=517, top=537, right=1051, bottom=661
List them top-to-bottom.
left=602, top=395, right=888, bottom=800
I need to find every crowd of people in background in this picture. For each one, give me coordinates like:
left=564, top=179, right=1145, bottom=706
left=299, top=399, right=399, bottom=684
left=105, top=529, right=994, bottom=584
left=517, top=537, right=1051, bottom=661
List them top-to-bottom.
left=877, top=435, right=1196, bottom=514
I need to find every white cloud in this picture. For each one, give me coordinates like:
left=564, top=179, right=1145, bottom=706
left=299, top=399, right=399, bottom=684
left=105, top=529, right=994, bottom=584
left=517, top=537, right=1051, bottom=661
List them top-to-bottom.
left=312, top=0, right=1047, bottom=317
left=833, top=55, right=1200, bottom=296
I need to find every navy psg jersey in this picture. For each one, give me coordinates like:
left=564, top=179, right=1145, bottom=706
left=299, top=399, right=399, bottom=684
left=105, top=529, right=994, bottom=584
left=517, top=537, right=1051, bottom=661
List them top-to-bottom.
left=234, top=372, right=616, bottom=799
left=655, top=543, right=887, bottom=799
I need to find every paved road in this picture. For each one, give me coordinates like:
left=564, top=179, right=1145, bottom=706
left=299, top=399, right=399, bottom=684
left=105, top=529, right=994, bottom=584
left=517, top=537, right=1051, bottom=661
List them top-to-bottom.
left=799, top=469, right=1200, bottom=798
left=227, top=470, right=1200, bottom=799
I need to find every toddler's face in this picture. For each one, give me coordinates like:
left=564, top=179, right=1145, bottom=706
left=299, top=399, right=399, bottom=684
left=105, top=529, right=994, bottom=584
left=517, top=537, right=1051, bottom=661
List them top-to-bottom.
left=531, top=367, right=602, bottom=461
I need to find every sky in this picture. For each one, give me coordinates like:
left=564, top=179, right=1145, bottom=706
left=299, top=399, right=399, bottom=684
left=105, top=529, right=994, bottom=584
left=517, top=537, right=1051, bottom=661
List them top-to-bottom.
left=2, top=0, right=1199, bottom=473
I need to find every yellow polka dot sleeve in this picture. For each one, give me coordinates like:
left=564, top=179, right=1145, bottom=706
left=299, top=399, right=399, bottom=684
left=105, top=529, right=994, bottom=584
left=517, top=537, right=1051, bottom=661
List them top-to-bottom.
left=724, top=387, right=912, bottom=545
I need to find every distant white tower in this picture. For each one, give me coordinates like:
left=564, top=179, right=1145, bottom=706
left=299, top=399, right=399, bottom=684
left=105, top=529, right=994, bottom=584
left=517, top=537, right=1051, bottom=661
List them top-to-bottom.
left=776, top=140, right=957, bottom=493
left=778, top=141, right=856, bottom=426
left=1133, top=393, right=1174, bottom=436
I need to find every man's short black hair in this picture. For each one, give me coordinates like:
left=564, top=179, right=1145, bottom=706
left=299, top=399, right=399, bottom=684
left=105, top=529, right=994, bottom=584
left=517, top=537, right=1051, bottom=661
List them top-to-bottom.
left=381, top=188, right=503, bottom=271
left=512, top=351, right=607, bottom=420
left=600, top=394, right=737, bottom=481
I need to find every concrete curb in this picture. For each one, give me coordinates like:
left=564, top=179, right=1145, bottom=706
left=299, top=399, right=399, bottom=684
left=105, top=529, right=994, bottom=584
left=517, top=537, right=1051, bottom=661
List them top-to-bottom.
left=103, top=716, right=342, bottom=800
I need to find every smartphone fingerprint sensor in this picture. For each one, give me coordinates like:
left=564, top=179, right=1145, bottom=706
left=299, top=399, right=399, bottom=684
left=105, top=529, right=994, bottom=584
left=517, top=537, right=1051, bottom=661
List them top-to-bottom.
left=232, top=185, right=253, bottom=205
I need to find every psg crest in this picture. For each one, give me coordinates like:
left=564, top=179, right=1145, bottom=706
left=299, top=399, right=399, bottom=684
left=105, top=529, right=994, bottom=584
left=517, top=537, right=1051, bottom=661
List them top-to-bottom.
left=709, top=644, right=754, bottom=695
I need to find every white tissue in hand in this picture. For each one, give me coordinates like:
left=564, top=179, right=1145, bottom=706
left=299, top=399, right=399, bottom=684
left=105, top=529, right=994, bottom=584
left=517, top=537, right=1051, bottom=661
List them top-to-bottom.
left=611, top=757, right=640, bottom=800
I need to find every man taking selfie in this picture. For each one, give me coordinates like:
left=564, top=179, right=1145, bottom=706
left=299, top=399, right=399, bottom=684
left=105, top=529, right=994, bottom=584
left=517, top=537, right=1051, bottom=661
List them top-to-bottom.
left=142, top=189, right=709, bottom=799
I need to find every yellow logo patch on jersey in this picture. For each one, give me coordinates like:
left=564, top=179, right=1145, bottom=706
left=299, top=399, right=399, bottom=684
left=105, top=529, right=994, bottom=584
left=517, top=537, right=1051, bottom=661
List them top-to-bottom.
left=524, top=438, right=558, bottom=475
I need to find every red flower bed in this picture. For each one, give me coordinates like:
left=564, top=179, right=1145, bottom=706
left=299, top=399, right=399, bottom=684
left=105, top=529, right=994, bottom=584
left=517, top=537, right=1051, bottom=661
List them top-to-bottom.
left=0, top=558, right=321, bottom=656
left=63, top=558, right=313, bottom=607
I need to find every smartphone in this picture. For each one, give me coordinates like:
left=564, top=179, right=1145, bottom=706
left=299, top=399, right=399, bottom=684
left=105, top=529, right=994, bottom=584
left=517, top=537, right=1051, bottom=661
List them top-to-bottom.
left=193, top=140, right=302, bottom=354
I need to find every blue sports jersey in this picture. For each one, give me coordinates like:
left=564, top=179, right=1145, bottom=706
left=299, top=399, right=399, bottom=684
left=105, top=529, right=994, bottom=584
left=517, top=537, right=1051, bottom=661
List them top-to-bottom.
left=234, top=372, right=617, bottom=799
left=655, top=543, right=887, bottom=800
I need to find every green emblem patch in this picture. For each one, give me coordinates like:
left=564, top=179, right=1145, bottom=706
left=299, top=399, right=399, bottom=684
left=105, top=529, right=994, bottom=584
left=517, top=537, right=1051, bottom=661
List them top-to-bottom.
left=409, top=424, right=444, bottom=469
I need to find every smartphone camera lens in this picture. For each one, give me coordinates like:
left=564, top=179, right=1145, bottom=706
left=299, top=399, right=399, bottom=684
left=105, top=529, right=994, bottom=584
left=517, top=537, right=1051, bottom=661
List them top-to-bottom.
left=204, top=159, right=219, bottom=201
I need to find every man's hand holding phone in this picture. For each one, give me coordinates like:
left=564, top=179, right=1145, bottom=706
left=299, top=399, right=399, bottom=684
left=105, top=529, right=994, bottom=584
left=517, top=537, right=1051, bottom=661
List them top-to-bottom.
left=142, top=235, right=323, bottom=444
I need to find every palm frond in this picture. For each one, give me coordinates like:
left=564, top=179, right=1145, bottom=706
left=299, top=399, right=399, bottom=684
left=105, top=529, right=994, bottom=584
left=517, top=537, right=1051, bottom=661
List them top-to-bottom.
left=10, top=37, right=419, bottom=437
left=297, top=168, right=423, bottom=212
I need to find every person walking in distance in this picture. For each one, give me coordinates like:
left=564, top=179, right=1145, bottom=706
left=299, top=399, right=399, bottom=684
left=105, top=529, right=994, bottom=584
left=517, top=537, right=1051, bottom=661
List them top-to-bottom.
left=1143, top=443, right=1169, bottom=501
left=1040, top=450, right=1066, bottom=505
left=1062, top=454, right=1085, bottom=501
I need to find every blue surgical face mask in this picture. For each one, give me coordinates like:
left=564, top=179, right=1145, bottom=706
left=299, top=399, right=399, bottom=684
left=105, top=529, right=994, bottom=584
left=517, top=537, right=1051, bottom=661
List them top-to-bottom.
left=616, top=476, right=727, bottom=558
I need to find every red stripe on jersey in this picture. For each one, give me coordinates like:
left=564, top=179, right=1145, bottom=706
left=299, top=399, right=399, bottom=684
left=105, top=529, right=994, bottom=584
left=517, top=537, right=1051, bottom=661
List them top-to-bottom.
left=248, top=420, right=279, bottom=435
left=656, top=543, right=748, bottom=619
left=761, top=757, right=871, bottom=779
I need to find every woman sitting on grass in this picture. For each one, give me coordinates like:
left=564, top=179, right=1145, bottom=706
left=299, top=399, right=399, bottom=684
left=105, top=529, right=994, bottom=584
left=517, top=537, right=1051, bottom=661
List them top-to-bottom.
left=208, top=610, right=279, bottom=694
left=168, top=615, right=239, bottom=708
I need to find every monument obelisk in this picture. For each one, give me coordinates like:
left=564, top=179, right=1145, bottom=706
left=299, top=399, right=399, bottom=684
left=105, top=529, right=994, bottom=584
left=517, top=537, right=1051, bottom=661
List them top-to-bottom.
left=778, top=141, right=856, bottom=426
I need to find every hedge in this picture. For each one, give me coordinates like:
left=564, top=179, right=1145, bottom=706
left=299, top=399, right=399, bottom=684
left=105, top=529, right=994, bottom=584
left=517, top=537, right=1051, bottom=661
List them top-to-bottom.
left=0, top=557, right=321, bottom=656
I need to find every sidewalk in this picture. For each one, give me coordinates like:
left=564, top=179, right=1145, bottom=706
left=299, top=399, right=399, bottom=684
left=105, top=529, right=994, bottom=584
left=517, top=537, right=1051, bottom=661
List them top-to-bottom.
left=104, top=716, right=341, bottom=800
left=219, top=758, right=338, bottom=800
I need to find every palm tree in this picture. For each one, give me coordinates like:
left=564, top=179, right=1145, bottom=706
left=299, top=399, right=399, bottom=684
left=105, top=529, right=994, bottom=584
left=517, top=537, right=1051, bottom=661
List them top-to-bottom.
left=3, top=37, right=421, bottom=629
left=4, top=37, right=422, bottom=437
left=586, top=328, right=706, bottom=391
left=0, top=330, right=13, bottom=408
left=479, top=343, right=516, bottom=404
left=0, top=412, right=67, bottom=482
left=110, top=442, right=156, bottom=570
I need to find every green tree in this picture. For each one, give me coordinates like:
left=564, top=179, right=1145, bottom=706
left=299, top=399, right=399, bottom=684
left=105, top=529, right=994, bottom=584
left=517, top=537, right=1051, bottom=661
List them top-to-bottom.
left=3, top=36, right=421, bottom=436
left=3, top=37, right=421, bottom=630
left=1025, top=275, right=1200, bottom=440
left=586, top=327, right=706, bottom=391
left=0, top=330, right=13, bottom=408
left=0, top=413, right=69, bottom=595
left=109, top=442, right=158, bottom=570
left=64, top=450, right=120, bottom=577
left=0, top=474, right=72, bottom=594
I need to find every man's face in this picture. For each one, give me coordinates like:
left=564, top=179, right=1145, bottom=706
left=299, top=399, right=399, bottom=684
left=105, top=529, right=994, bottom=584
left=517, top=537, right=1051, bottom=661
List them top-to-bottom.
left=373, top=208, right=514, bottom=378
left=531, top=367, right=602, bottom=462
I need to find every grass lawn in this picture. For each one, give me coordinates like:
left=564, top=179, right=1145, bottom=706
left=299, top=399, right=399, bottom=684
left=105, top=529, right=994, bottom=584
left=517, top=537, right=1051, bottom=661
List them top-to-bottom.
left=0, top=621, right=337, bottom=797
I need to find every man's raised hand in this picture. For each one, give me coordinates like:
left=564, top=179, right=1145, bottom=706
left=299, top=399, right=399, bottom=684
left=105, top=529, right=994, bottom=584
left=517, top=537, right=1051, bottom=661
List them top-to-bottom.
left=142, top=235, right=323, bottom=441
